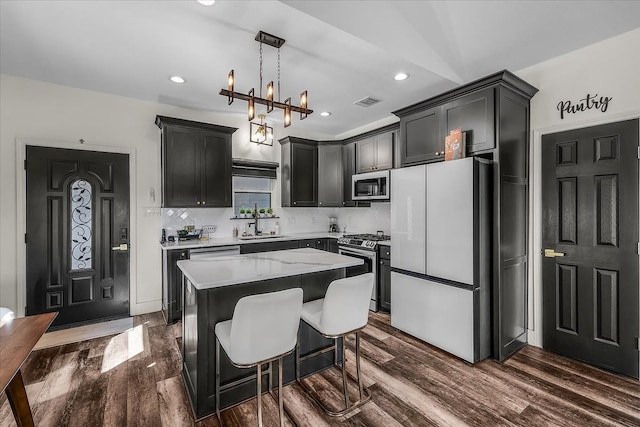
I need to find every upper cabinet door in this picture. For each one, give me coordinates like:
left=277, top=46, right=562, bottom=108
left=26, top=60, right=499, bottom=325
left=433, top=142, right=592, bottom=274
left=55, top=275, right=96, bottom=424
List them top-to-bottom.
left=442, top=88, right=495, bottom=155
left=400, top=106, right=443, bottom=166
left=163, top=126, right=201, bottom=207
left=200, top=130, right=232, bottom=207
left=356, top=132, right=394, bottom=173
left=373, top=132, right=394, bottom=170
left=356, top=137, right=375, bottom=173
left=342, top=142, right=356, bottom=207
left=291, top=143, right=318, bottom=207
left=318, top=144, right=343, bottom=207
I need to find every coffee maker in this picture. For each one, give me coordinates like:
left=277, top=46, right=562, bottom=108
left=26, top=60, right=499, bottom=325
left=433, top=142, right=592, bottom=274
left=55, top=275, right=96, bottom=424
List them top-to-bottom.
left=329, top=216, right=339, bottom=233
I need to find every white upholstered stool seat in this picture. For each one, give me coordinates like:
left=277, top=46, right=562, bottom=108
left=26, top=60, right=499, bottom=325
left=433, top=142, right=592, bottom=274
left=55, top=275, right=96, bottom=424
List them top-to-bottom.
left=296, top=273, right=374, bottom=417
left=215, top=288, right=303, bottom=427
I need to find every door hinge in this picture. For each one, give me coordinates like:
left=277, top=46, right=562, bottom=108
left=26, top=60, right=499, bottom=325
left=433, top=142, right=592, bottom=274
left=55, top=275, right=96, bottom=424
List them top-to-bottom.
left=637, top=146, right=640, bottom=160
left=24, top=159, right=27, bottom=170
left=24, top=233, right=27, bottom=244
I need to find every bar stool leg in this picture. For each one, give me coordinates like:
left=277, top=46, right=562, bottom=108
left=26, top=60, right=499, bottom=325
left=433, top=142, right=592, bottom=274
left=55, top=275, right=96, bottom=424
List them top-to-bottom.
left=295, top=328, right=301, bottom=381
left=356, top=332, right=364, bottom=400
left=340, top=336, right=349, bottom=409
left=216, top=338, right=222, bottom=424
left=278, top=357, right=285, bottom=427
left=257, top=363, right=263, bottom=427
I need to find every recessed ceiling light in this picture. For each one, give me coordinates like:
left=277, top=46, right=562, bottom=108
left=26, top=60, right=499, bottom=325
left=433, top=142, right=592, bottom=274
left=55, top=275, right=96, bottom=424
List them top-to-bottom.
left=197, top=0, right=216, bottom=5
left=394, top=72, right=409, bottom=81
left=170, top=76, right=186, bottom=84
left=320, top=111, right=332, bottom=117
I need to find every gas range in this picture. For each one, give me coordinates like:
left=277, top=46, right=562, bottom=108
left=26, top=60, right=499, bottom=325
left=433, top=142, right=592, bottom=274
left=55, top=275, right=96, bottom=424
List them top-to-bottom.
left=337, top=233, right=390, bottom=251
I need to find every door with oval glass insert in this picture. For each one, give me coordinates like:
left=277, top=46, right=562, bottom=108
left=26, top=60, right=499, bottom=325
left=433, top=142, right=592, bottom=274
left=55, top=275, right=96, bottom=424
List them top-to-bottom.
left=541, top=119, right=639, bottom=378
left=26, top=146, right=130, bottom=328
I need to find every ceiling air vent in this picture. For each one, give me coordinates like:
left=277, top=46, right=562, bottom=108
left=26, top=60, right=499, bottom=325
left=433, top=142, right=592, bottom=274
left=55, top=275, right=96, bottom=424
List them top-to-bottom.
left=354, top=96, right=381, bottom=107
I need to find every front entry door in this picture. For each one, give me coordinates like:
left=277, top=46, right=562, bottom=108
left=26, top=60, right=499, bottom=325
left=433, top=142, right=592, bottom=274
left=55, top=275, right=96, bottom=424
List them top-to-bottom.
left=541, top=119, right=639, bottom=378
left=26, top=146, right=130, bottom=328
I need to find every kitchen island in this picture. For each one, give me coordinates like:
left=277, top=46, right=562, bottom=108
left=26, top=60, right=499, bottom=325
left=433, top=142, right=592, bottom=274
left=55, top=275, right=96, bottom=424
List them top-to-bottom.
left=177, top=248, right=363, bottom=419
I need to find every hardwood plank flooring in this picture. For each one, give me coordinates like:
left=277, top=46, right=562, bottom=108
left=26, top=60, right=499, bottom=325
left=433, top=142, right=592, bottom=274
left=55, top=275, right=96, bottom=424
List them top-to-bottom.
left=1, top=311, right=638, bottom=426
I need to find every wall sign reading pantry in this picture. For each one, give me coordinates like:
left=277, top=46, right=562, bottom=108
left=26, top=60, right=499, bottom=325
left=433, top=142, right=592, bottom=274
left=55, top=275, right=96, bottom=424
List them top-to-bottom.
left=556, top=93, right=612, bottom=119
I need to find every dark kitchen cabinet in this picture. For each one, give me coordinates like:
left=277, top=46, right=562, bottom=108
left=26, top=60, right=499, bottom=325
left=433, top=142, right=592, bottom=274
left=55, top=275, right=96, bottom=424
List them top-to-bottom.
left=393, top=70, right=538, bottom=361
left=442, top=87, right=495, bottom=154
left=398, top=105, right=443, bottom=165
left=156, top=116, right=237, bottom=208
left=356, top=131, right=393, bottom=173
left=280, top=137, right=318, bottom=207
left=342, top=142, right=357, bottom=207
left=318, top=143, right=343, bottom=207
left=298, top=238, right=328, bottom=251
left=328, top=238, right=338, bottom=253
left=378, top=246, right=391, bottom=313
left=162, top=249, right=189, bottom=324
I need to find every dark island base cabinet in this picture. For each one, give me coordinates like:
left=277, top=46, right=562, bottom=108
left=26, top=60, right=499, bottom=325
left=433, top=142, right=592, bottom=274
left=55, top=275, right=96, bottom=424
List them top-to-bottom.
left=162, top=240, right=339, bottom=325
left=378, top=246, right=391, bottom=313
left=162, top=249, right=189, bottom=324
left=182, top=269, right=345, bottom=419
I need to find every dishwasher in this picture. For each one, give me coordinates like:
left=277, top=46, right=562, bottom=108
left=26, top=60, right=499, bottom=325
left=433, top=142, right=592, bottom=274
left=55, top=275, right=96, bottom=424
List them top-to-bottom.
left=189, top=245, right=241, bottom=260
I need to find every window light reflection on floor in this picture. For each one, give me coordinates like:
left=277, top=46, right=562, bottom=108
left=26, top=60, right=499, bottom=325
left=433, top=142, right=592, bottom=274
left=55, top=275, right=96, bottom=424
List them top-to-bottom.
left=100, top=324, right=144, bottom=373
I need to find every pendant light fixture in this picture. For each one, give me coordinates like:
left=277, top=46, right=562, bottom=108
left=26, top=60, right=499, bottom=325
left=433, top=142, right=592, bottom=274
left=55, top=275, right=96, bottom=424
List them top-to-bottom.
left=220, top=31, right=312, bottom=132
left=250, top=114, right=274, bottom=145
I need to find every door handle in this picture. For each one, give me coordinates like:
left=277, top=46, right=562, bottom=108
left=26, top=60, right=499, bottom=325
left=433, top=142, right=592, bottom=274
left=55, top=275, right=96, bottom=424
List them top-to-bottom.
left=112, top=243, right=128, bottom=251
left=544, top=249, right=565, bottom=257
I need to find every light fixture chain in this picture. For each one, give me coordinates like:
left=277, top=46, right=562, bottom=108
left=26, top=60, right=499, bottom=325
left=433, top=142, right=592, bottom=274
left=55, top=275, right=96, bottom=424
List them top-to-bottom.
left=259, top=41, right=263, bottom=99
left=277, top=47, right=281, bottom=103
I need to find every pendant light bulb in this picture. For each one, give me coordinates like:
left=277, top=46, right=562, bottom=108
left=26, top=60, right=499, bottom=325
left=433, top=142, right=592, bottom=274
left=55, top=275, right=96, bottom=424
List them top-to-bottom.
left=227, top=70, right=234, bottom=104
left=266, top=81, right=274, bottom=112
left=248, top=88, right=255, bottom=121
left=300, top=90, right=308, bottom=120
left=284, top=97, right=292, bottom=128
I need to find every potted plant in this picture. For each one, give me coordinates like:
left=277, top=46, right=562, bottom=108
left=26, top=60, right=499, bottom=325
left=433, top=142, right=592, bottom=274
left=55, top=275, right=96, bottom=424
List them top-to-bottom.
left=267, top=207, right=274, bottom=217
left=239, top=208, right=247, bottom=218
left=259, top=208, right=266, bottom=218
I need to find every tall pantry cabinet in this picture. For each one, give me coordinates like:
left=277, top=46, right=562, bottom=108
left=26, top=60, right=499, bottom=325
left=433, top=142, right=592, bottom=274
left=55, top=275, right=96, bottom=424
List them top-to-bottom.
left=393, top=70, right=538, bottom=361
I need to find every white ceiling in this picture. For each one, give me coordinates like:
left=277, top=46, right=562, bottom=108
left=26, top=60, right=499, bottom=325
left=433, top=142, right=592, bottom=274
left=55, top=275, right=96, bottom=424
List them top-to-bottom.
left=2, top=0, right=639, bottom=138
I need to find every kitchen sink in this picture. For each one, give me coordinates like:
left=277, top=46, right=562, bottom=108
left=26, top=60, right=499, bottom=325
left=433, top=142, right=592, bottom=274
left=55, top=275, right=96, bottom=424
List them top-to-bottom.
left=237, top=234, right=286, bottom=240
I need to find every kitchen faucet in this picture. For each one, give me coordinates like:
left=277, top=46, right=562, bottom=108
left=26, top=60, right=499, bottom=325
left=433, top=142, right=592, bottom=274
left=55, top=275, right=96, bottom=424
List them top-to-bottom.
left=248, top=202, right=261, bottom=235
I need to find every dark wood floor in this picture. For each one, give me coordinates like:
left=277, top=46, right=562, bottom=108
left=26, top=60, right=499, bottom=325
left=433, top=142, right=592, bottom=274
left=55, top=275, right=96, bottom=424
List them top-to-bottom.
left=1, top=311, right=638, bottom=426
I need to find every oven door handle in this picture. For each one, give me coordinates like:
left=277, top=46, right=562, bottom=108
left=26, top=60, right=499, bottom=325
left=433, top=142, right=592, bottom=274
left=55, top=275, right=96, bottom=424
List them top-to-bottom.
left=339, top=247, right=376, bottom=259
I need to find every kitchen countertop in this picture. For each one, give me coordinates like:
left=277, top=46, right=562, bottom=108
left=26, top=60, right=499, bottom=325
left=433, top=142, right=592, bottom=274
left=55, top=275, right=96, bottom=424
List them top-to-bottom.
left=160, top=231, right=345, bottom=251
left=177, top=247, right=363, bottom=290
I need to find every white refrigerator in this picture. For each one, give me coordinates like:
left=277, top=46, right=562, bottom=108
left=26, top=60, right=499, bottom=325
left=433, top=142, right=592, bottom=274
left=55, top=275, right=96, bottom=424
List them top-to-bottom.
left=390, top=157, right=491, bottom=363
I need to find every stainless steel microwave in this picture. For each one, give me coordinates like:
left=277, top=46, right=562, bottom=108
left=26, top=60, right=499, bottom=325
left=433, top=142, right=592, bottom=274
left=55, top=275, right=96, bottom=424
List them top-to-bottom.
left=352, top=170, right=390, bottom=201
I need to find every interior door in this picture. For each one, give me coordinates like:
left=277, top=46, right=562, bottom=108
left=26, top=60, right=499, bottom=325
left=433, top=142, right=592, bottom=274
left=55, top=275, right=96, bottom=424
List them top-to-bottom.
left=541, top=119, right=639, bottom=378
left=26, top=146, right=130, bottom=328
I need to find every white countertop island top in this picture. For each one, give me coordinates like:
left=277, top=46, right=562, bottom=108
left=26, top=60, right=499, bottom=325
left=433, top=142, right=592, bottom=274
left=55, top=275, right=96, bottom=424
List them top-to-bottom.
left=177, top=247, right=363, bottom=290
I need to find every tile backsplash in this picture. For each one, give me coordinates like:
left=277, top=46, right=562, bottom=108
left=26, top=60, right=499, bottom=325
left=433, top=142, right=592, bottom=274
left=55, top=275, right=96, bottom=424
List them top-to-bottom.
left=161, top=203, right=391, bottom=239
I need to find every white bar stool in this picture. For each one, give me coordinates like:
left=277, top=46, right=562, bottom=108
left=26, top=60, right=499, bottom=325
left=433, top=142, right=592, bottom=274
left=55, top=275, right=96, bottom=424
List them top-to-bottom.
left=295, top=273, right=374, bottom=417
left=215, top=288, right=303, bottom=427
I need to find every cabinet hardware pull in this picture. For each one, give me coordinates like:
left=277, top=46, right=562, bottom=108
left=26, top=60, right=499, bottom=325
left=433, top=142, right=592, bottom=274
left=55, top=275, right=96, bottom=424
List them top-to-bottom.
left=197, top=201, right=201, bottom=205
left=202, top=201, right=206, bottom=205
left=111, top=243, right=128, bottom=251
left=544, top=249, right=565, bottom=257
